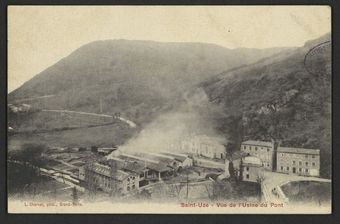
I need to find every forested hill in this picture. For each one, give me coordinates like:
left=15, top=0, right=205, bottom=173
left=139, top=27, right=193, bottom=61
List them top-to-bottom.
left=201, top=33, right=331, bottom=177
left=8, top=40, right=291, bottom=126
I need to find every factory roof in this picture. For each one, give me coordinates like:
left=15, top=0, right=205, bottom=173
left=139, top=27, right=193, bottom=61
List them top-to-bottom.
left=241, top=140, right=273, bottom=147
left=277, top=147, right=320, bottom=155
left=161, top=153, right=189, bottom=162
left=122, top=161, right=147, bottom=174
left=92, top=163, right=111, bottom=177
left=147, top=163, right=173, bottom=172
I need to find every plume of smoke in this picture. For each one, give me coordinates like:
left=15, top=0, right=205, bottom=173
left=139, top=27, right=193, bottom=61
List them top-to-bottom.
left=119, top=88, right=228, bottom=154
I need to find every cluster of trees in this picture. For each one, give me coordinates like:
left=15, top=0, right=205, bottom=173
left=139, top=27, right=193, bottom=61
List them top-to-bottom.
left=8, top=143, right=47, bottom=194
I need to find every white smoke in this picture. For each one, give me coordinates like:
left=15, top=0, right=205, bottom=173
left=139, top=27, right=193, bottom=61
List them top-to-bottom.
left=116, top=88, right=227, bottom=154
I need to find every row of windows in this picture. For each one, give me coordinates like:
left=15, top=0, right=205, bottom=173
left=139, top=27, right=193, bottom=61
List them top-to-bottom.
left=243, top=145, right=271, bottom=152
left=280, top=153, right=316, bottom=159
left=280, top=161, right=316, bottom=167
left=262, top=162, right=270, bottom=167
left=245, top=163, right=270, bottom=171
left=280, top=166, right=310, bottom=173
left=127, top=176, right=136, bottom=181
left=127, top=185, right=136, bottom=191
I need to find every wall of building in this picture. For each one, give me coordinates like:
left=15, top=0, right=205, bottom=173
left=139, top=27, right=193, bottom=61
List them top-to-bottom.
left=181, top=136, right=226, bottom=159
left=241, top=143, right=274, bottom=171
left=276, top=152, right=320, bottom=176
left=194, top=157, right=225, bottom=170
left=180, top=158, right=193, bottom=167
left=242, top=164, right=263, bottom=183
left=86, top=170, right=113, bottom=193
left=122, top=174, right=140, bottom=194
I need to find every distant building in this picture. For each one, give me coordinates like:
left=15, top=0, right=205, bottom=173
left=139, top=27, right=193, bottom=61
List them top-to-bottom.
left=8, top=103, right=32, bottom=113
left=181, top=134, right=227, bottom=159
left=240, top=140, right=275, bottom=171
left=97, top=147, right=117, bottom=156
left=276, top=147, right=320, bottom=177
left=160, top=152, right=193, bottom=168
left=239, top=156, right=264, bottom=183
left=121, top=161, right=150, bottom=188
left=84, top=162, right=141, bottom=195
left=146, top=162, right=174, bottom=181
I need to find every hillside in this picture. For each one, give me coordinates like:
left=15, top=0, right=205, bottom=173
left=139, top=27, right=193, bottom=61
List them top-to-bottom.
left=201, top=33, right=331, bottom=177
left=8, top=40, right=291, bottom=135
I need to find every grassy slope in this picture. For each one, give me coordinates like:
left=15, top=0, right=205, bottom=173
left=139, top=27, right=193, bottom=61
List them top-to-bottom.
left=8, top=123, right=137, bottom=151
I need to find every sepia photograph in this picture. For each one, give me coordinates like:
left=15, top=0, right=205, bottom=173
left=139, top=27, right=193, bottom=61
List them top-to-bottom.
left=7, top=5, right=331, bottom=214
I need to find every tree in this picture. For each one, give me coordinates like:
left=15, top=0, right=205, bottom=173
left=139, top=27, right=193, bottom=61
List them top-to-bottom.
left=8, top=143, right=47, bottom=194
left=10, top=143, right=46, bottom=168
left=228, top=161, right=235, bottom=178
left=212, top=179, right=233, bottom=200
left=72, top=187, right=79, bottom=203
left=137, top=189, right=151, bottom=200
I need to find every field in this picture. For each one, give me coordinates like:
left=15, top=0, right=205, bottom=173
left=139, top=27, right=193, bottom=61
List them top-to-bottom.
left=8, top=122, right=137, bottom=151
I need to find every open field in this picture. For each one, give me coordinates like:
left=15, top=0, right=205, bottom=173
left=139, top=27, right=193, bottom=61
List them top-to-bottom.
left=8, top=123, right=137, bottom=151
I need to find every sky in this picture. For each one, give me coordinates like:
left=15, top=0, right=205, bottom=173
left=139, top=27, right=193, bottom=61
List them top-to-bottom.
left=8, top=6, right=331, bottom=92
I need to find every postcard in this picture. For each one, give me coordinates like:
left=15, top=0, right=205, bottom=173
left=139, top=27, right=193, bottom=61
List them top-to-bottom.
left=7, top=5, right=331, bottom=214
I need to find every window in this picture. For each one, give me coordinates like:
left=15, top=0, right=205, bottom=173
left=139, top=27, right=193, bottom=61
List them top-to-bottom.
left=244, top=146, right=246, bottom=150
left=255, top=147, right=258, bottom=151
left=267, top=148, right=270, bottom=152
left=312, top=155, right=315, bottom=158
left=293, top=161, right=296, bottom=165
left=299, top=161, right=302, bottom=166
left=305, top=162, right=308, bottom=166
left=312, top=162, right=315, bottom=166
left=267, top=164, right=270, bottom=167
left=281, top=166, right=283, bottom=170
left=246, top=167, right=249, bottom=171
left=287, top=167, right=289, bottom=171
left=299, top=168, right=302, bottom=172
left=306, top=168, right=309, bottom=173
left=246, top=174, right=249, bottom=179
left=132, top=185, right=135, bottom=190
left=127, top=186, right=130, bottom=191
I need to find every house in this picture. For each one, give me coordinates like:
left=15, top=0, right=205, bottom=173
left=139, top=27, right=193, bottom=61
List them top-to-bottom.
left=181, top=134, right=227, bottom=159
left=240, top=140, right=275, bottom=171
left=98, top=147, right=117, bottom=156
left=276, top=147, right=320, bottom=177
left=140, top=152, right=179, bottom=170
left=142, top=152, right=193, bottom=171
left=160, top=152, right=193, bottom=168
left=239, top=156, right=264, bottom=183
left=121, top=161, right=150, bottom=188
left=84, top=162, right=140, bottom=194
left=84, top=162, right=113, bottom=192
left=146, top=162, right=174, bottom=181
left=115, top=170, right=140, bottom=194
